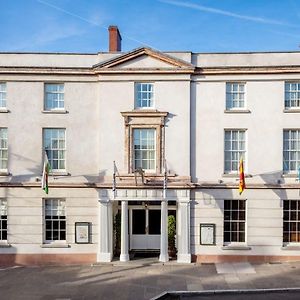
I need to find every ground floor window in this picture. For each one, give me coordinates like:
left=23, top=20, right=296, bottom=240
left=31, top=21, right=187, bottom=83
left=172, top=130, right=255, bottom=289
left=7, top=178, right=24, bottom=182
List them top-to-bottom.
left=0, top=199, right=7, bottom=241
left=45, top=199, right=66, bottom=242
left=224, top=199, right=246, bottom=244
left=283, top=200, right=300, bottom=244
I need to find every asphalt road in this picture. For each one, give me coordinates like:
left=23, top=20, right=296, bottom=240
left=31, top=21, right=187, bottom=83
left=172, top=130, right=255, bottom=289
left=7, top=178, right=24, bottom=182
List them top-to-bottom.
left=159, top=291, right=300, bottom=300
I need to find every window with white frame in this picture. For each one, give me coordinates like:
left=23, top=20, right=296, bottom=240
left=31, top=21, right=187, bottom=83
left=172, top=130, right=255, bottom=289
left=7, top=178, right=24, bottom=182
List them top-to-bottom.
left=226, top=82, right=245, bottom=110
left=285, top=82, right=300, bottom=109
left=0, top=83, right=6, bottom=108
left=44, top=83, right=64, bottom=110
left=135, top=83, right=154, bottom=108
left=0, top=128, right=8, bottom=171
left=43, top=128, right=66, bottom=171
left=133, top=128, right=156, bottom=171
left=224, top=129, right=246, bottom=173
left=283, top=129, right=300, bottom=173
left=0, top=199, right=7, bottom=241
left=44, top=199, right=66, bottom=242
left=224, top=199, right=246, bottom=244
left=283, top=200, right=300, bottom=244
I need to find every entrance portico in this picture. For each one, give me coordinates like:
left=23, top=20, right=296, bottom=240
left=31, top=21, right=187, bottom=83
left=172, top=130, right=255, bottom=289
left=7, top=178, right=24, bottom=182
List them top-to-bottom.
left=97, top=188, right=191, bottom=263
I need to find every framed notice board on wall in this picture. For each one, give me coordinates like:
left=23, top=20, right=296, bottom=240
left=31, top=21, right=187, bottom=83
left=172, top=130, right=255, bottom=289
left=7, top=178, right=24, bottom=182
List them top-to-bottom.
left=75, top=222, right=91, bottom=244
left=200, top=223, right=216, bottom=245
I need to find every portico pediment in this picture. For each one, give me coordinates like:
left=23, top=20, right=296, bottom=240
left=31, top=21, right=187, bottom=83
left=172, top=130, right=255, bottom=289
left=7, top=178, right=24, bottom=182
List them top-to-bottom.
left=93, top=47, right=194, bottom=74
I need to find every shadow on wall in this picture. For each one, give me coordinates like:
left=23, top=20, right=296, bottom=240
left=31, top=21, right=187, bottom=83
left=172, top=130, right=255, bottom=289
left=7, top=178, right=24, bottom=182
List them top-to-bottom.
left=8, top=151, right=108, bottom=184
left=9, top=153, right=41, bottom=182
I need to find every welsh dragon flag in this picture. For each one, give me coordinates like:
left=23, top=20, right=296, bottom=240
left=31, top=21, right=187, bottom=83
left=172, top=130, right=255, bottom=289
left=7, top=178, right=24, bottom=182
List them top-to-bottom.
left=42, top=152, right=51, bottom=194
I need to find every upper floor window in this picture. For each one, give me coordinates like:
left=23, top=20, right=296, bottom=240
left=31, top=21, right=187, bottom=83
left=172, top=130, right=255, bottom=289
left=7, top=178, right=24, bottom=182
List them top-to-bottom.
left=226, top=82, right=245, bottom=110
left=285, top=82, right=300, bottom=109
left=0, top=83, right=6, bottom=108
left=44, top=83, right=64, bottom=110
left=135, top=83, right=154, bottom=108
left=121, top=111, right=167, bottom=174
left=0, top=128, right=8, bottom=171
left=43, top=128, right=66, bottom=171
left=133, top=128, right=156, bottom=171
left=224, top=129, right=246, bottom=173
left=283, top=129, right=300, bottom=173
left=44, top=198, right=66, bottom=242
left=0, top=199, right=7, bottom=241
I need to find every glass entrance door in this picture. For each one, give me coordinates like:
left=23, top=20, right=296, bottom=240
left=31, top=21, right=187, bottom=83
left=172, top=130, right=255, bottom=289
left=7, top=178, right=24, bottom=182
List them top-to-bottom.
left=130, top=207, right=161, bottom=250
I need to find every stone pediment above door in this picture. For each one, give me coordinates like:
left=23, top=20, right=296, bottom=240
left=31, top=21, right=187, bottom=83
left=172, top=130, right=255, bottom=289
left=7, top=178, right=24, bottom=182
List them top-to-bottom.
left=93, top=47, right=195, bottom=74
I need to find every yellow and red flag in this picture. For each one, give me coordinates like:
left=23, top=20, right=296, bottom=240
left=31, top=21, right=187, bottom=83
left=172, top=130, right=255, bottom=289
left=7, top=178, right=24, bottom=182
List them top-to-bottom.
left=239, top=157, right=246, bottom=195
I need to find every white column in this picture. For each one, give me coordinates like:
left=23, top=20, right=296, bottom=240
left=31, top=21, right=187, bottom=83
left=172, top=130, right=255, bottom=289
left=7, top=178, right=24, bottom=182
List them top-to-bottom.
left=159, top=199, right=169, bottom=262
left=97, top=200, right=113, bottom=262
left=120, top=200, right=129, bottom=262
left=177, top=200, right=191, bottom=263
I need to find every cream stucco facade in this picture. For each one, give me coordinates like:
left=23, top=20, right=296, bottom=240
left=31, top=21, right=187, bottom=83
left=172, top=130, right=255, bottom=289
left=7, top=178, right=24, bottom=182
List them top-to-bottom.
left=1, top=31, right=300, bottom=265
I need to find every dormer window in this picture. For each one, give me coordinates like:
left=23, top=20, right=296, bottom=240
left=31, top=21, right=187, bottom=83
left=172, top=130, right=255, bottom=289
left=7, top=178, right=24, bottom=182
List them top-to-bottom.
left=135, top=83, right=154, bottom=109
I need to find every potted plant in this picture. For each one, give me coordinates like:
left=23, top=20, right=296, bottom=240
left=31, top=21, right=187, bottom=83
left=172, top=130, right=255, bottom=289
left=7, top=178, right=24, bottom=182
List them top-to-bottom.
left=113, top=211, right=121, bottom=256
left=168, top=215, right=177, bottom=258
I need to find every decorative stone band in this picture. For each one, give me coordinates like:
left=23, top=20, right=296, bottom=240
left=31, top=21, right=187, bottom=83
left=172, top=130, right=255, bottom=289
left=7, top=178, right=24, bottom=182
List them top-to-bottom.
left=0, top=182, right=298, bottom=189
left=98, top=188, right=191, bottom=202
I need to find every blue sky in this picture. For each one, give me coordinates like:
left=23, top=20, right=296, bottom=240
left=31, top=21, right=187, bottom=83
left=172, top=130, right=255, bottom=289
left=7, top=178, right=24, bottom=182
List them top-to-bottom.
left=1, top=0, right=300, bottom=53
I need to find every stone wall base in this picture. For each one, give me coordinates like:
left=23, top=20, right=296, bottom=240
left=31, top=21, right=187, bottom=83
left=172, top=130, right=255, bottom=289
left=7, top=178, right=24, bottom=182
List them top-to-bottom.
left=0, top=254, right=97, bottom=266
left=192, top=254, right=300, bottom=263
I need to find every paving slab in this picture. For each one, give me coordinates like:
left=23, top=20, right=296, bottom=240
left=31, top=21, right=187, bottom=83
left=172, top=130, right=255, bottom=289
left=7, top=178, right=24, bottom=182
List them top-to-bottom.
left=0, top=261, right=300, bottom=299
left=216, top=262, right=256, bottom=274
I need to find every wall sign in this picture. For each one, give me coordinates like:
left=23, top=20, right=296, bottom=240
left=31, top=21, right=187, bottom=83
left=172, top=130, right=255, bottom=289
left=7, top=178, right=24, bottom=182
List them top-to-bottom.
left=75, top=222, right=91, bottom=244
left=200, top=223, right=215, bottom=245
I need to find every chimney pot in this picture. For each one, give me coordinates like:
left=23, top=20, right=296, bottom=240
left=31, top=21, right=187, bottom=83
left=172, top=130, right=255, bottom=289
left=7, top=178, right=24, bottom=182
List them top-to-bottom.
left=108, top=25, right=122, bottom=52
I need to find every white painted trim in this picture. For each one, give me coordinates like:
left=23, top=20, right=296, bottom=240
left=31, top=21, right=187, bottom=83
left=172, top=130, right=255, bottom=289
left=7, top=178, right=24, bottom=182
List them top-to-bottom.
left=97, top=252, right=113, bottom=262
left=177, top=253, right=191, bottom=263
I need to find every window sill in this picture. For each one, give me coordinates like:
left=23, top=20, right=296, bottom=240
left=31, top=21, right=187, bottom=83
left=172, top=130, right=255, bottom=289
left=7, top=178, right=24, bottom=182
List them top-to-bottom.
left=0, top=108, right=9, bottom=113
left=133, top=108, right=157, bottom=111
left=224, top=109, right=251, bottom=114
left=283, top=109, right=300, bottom=113
left=42, top=110, right=68, bottom=114
left=0, top=171, right=11, bottom=177
left=49, top=172, right=70, bottom=177
left=222, top=173, right=252, bottom=178
left=282, top=173, right=297, bottom=178
left=0, top=242, right=11, bottom=248
left=40, top=243, right=70, bottom=248
left=222, top=245, right=251, bottom=250
left=281, top=245, right=300, bottom=250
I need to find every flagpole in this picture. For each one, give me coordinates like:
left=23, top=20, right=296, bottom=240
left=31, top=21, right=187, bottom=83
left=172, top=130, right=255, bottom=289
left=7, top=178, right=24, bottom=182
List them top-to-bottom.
left=112, top=161, right=116, bottom=199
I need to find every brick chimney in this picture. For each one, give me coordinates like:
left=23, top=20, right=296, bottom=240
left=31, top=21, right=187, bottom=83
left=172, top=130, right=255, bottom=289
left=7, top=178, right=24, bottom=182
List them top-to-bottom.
left=108, top=25, right=122, bottom=52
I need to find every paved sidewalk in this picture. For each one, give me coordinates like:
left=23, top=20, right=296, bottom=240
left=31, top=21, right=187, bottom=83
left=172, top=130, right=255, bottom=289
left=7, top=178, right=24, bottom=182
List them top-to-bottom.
left=1, top=260, right=300, bottom=299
